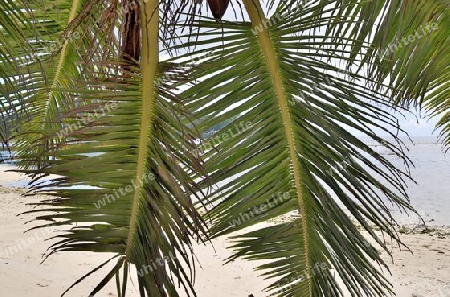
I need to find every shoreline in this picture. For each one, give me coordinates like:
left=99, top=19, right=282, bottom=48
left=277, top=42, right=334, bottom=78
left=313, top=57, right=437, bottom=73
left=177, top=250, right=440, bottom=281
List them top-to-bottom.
left=0, top=167, right=449, bottom=296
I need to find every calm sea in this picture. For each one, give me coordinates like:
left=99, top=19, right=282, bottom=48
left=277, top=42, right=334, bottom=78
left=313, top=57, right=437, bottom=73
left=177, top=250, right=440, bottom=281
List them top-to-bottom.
left=1, top=136, right=449, bottom=225
left=367, top=136, right=450, bottom=226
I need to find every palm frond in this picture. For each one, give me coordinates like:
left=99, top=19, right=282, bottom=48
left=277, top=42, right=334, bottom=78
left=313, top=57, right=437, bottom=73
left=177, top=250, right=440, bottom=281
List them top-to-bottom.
left=1, top=0, right=95, bottom=166
left=1, top=0, right=447, bottom=296
left=2, top=0, right=208, bottom=296
left=331, top=0, right=450, bottom=148
left=363, top=0, right=450, bottom=148
left=174, top=1, right=417, bottom=296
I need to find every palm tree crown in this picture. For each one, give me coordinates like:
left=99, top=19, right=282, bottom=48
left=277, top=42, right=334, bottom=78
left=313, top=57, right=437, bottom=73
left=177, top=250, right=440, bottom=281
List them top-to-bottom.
left=0, top=0, right=448, bottom=296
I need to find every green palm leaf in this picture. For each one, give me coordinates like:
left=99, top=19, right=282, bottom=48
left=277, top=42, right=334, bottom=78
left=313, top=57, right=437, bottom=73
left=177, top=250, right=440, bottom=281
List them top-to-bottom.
left=0, top=0, right=92, bottom=166
left=0, top=0, right=40, bottom=145
left=1, top=0, right=448, bottom=297
left=364, top=0, right=450, bottom=148
left=2, top=1, right=208, bottom=296
left=176, top=1, right=417, bottom=296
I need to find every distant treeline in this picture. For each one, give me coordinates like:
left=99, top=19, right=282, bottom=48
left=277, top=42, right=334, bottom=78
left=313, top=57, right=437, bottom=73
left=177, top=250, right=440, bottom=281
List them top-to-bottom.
left=199, top=116, right=239, bottom=139
left=0, top=117, right=13, bottom=145
left=1, top=117, right=14, bottom=162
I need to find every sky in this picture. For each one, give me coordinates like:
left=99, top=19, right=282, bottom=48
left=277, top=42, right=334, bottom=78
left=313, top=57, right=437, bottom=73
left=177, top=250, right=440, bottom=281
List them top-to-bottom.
left=361, top=109, right=442, bottom=138
left=398, top=112, right=441, bottom=137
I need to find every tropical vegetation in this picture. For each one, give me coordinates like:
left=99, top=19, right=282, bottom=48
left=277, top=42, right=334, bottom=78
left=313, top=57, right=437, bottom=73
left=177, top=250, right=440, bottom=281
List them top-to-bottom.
left=0, top=0, right=449, bottom=296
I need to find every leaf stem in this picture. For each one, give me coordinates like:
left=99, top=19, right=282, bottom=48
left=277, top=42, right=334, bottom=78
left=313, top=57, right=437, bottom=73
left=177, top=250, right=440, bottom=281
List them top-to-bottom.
left=125, top=0, right=159, bottom=260
left=242, top=0, right=311, bottom=291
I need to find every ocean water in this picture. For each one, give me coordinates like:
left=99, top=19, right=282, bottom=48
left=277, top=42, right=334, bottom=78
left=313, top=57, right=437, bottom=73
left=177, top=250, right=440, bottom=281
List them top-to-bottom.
left=1, top=136, right=449, bottom=225
left=368, top=136, right=450, bottom=226
left=0, top=149, right=14, bottom=165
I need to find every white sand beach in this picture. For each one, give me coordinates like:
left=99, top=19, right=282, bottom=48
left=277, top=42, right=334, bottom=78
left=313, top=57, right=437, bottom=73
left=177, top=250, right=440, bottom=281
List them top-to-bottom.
left=0, top=164, right=449, bottom=297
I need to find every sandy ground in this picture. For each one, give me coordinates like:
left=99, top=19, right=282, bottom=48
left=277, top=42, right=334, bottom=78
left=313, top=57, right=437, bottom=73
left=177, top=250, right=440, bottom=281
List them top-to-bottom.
left=0, top=164, right=449, bottom=297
